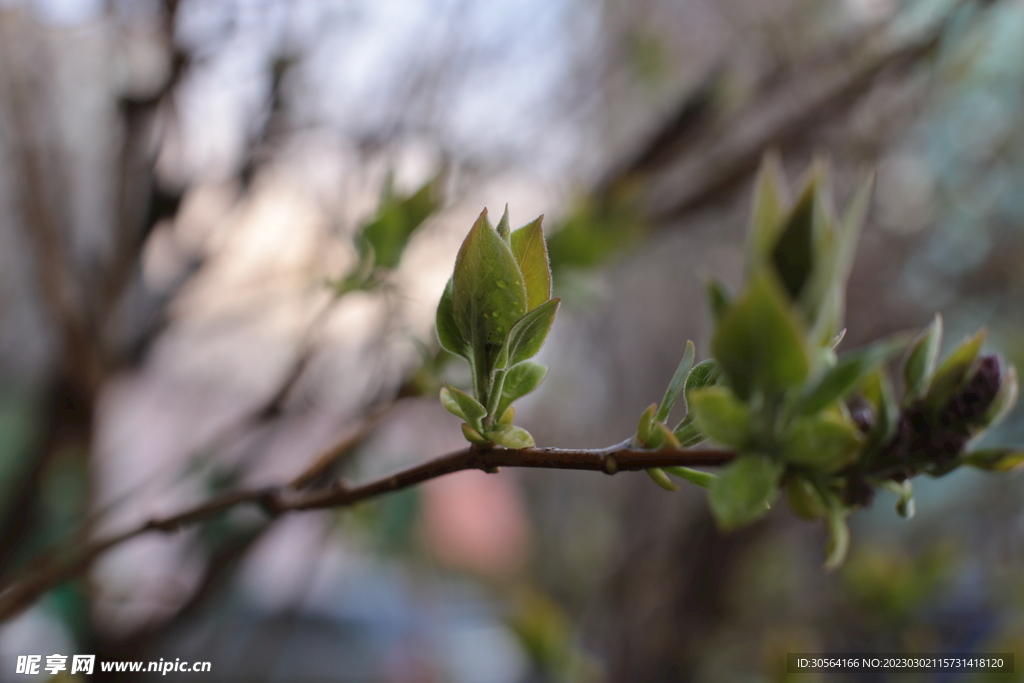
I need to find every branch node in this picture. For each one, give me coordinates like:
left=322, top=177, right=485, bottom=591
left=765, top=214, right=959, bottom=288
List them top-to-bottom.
left=603, top=454, right=619, bottom=475
left=482, top=466, right=500, bottom=474
left=256, top=487, right=283, bottom=517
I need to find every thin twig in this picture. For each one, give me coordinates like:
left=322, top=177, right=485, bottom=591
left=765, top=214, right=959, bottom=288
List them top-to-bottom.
left=0, top=443, right=733, bottom=622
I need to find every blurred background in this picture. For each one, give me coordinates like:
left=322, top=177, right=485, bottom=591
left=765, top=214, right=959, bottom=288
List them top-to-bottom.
left=0, top=0, right=1023, bottom=681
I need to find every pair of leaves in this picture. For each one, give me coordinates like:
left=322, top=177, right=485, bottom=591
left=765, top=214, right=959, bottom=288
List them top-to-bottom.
left=746, top=156, right=871, bottom=345
left=636, top=344, right=724, bottom=491
left=671, top=359, right=723, bottom=447
left=440, top=361, right=548, bottom=448
left=635, top=403, right=683, bottom=491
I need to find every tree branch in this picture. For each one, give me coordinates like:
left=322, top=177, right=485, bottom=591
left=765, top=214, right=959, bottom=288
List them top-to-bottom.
left=0, top=442, right=733, bottom=622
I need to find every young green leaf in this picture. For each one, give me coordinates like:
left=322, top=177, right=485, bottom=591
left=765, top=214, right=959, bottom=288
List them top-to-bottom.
left=748, top=152, right=790, bottom=263
left=362, top=171, right=443, bottom=269
left=802, top=173, right=871, bottom=341
left=833, top=173, right=873, bottom=291
left=770, top=178, right=817, bottom=303
left=452, top=210, right=529, bottom=373
left=510, top=216, right=552, bottom=311
left=712, top=270, right=809, bottom=399
left=436, top=278, right=470, bottom=359
left=706, top=279, right=732, bottom=323
left=504, top=298, right=560, bottom=367
left=903, top=314, right=943, bottom=402
left=923, top=329, right=986, bottom=412
left=792, top=333, right=910, bottom=416
left=655, top=341, right=696, bottom=423
left=684, top=359, right=722, bottom=406
left=496, top=361, right=548, bottom=419
left=860, top=368, right=898, bottom=459
left=444, top=384, right=487, bottom=432
left=440, top=386, right=467, bottom=420
left=688, top=386, right=753, bottom=450
left=635, top=403, right=657, bottom=447
left=498, top=405, right=515, bottom=426
left=781, top=413, right=863, bottom=472
left=672, top=416, right=705, bottom=447
left=648, top=422, right=680, bottom=449
left=462, top=423, right=490, bottom=444
left=486, top=425, right=535, bottom=449
left=962, top=448, right=1024, bottom=472
left=709, top=454, right=783, bottom=531
left=664, top=466, right=716, bottom=489
left=646, top=468, right=680, bottom=491
left=784, top=474, right=825, bottom=520
left=823, top=503, right=850, bottom=571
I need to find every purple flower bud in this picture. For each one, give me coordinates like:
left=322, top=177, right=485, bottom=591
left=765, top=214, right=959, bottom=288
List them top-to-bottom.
left=939, top=354, right=1002, bottom=428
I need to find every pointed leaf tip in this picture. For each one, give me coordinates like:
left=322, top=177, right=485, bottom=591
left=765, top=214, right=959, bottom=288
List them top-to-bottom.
left=451, top=209, right=528, bottom=372
left=511, top=216, right=552, bottom=311
left=505, top=298, right=560, bottom=367
left=903, top=314, right=942, bottom=401
left=656, top=340, right=696, bottom=423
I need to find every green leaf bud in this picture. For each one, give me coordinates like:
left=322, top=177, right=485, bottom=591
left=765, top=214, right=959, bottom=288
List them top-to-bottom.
left=635, top=403, right=657, bottom=447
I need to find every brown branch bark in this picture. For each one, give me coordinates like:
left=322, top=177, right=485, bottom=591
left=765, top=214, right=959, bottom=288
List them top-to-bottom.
left=0, top=442, right=734, bottom=623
